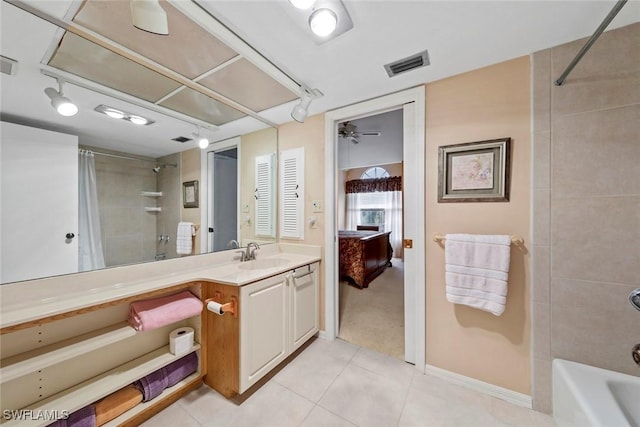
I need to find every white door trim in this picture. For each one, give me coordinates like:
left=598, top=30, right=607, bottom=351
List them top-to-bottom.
left=323, top=86, right=426, bottom=372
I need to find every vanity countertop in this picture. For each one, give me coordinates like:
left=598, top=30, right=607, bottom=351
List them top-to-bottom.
left=0, top=244, right=321, bottom=330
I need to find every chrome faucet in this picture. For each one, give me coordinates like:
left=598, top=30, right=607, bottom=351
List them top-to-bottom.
left=245, top=242, right=260, bottom=261
left=629, top=288, right=640, bottom=312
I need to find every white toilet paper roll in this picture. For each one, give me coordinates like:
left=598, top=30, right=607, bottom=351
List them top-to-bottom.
left=206, top=300, right=224, bottom=315
left=169, top=327, right=194, bottom=356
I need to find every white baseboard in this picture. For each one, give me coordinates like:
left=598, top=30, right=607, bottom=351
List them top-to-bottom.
left=424, top=364, right=532, bottom=408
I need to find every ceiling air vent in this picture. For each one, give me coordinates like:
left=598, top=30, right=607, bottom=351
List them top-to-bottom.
left=384, top=50, right=430, bottom=78
left=1, top=55, right=18, bottom=76
left=172, top=136, right=192, bottom=143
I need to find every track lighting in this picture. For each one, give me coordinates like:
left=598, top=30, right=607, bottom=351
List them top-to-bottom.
left=130, top=0, right=169, bottom=35
left=44, top=79, right=78, bottom=117
left=291, top=87, right=323, bottom=123
left=193, top=126, right=210, bottom=149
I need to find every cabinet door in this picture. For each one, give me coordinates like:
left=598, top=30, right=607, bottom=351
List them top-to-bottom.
left=290, top=263, right=319, bottom=352
left=239, top=272, right=288, bottom=393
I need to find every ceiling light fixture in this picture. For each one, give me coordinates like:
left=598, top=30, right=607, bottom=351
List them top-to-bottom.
left=130, top=0, right=169, bottom=35
left=287, top=0, right=353, bottom=44
left=289, top=0, right=315, bottom=10
left=309, top=8, right=337, bottom=37
left=44, top=79, right=78, bottom=117
left=291, top=87, right=323, bottom=123
left=94, top=104, right=155, bottom=125
left=193, top=126, right=210, bottom=149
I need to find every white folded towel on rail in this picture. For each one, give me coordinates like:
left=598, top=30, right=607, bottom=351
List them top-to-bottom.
left=177, top=222, right=195, bottom=255
left=444, top=234, right=511, bottom=316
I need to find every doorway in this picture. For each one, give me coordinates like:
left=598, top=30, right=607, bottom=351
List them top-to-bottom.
left=324, top=86, right=426, bottom=370
left=336, top=110, right=405, bottom=359
left=206, top=139, right=240, bottom=252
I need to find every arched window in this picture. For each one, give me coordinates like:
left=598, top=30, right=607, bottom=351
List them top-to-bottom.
left=361, top=166, right=389, bottom=179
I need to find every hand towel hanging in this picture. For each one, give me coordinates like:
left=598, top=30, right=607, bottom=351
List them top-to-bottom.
left=444, top=234, right=511, bottom=316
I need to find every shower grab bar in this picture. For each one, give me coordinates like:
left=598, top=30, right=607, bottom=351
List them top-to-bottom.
left=554, top=0, right=627, bottom=86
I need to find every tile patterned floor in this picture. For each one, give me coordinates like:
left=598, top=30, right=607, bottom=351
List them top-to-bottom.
left=142, top=338, right=556, bottom=427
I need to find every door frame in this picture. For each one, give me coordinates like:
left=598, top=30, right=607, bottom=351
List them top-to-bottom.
left=323, top=86, right=426, bottom=371
left=200, top=137, right=241, bottom=253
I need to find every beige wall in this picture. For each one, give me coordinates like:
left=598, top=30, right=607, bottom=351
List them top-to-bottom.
left=531, top=22, right=639, bottom=413
left=425, top=57, right=532, bottom=394
left=278, top=114, right=327, bottom=328
left=181, top=148, right=202, bottom=255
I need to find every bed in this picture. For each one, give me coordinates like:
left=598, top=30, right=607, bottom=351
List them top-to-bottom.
left=338, top=230, right=392, bottom=288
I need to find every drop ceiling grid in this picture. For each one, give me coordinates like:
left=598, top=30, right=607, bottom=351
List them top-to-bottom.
left=60, top=0, right=297, bottom=125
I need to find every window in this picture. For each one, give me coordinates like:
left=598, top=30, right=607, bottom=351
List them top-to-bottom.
left=361, top=166, right=389, bottom=179
left=360, top=208, right=385, bottom=226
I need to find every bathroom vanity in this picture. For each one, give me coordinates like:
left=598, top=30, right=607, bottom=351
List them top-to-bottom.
left=0, top=244, right=320, bottom=426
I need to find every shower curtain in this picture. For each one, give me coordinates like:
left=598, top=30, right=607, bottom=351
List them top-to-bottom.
left=78, top=149, right=105, bottom=271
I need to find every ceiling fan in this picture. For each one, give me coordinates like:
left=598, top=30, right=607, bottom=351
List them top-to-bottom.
left=338, top=121, right=381, bottom=144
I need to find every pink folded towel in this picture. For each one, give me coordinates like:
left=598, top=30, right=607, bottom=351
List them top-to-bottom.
left=128, top=291, right=203, bottom=332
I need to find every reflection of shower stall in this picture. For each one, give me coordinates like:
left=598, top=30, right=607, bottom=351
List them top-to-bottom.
left=91, top=149, right=179, bottom=267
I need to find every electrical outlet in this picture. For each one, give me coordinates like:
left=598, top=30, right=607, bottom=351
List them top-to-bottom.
left=312, top=200, right=323, bottom=213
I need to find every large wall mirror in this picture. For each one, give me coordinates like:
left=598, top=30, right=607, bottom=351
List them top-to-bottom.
left=0, top=1, right=296, bottom=284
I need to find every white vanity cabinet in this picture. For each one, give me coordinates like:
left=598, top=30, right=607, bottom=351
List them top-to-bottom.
left=205, top=262, right=319, bottom=398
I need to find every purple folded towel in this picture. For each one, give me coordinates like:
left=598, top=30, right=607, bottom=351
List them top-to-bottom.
left=165, top=351, right=198, bottom=387
left=133, top=352, right=198, bottom=402
left=133, top=367, right=169, bottom=402
left=46, top=405, right=96, bottom=427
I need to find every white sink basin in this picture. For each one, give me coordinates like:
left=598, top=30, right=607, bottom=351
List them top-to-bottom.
left=237, top=258, right=291, bottom=270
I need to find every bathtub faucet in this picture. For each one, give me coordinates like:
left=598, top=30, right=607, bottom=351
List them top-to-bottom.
left=629, top=288, right=640, bottom=312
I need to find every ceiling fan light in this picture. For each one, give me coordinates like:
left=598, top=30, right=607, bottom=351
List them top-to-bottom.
left=130, top=0, right=169, bottom=35
left=289, top=0, right=315, bottom=10
left=309, top=8, right=337, bottom=37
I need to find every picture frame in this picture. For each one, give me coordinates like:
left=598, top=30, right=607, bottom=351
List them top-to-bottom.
left=438, top=137, right=511, bottom=202
left=182, top=180, right=199, bottom=208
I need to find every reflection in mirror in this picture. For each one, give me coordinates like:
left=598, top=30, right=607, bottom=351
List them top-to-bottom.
left=0, top=2, right=280, bottom=284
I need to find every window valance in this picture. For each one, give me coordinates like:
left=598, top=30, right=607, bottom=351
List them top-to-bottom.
left=345, top=176, right=402, bottom=193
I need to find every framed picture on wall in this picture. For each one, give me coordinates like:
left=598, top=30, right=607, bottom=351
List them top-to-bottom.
left=438, top=137, right=511, bottom=202
left=182, top=180, right=199, bottom=208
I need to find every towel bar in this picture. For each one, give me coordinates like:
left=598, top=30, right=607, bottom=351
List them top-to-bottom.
left=433, top=233, right=524, bottom=246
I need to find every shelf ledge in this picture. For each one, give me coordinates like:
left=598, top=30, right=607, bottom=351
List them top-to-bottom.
left=0, top=322, right=136, bottom=385
left=2, top=344, right=200, bottom=427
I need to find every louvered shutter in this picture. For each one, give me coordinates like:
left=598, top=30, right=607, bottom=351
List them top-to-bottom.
left=279, top=147, right=304, bottom=239
left=255, top=154, right=275, bottom=237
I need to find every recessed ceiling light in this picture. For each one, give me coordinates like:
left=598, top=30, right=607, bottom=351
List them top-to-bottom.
left=309, top=8, right=337, bottom=37
left=94, top=104, right=154, bottom=125
left=104, top=108, right=125, bottom=119
left=128, top=115, right=149, bottom=125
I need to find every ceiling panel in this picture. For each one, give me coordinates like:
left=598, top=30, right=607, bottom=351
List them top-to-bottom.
left=73, top=0, right=239, bottom=80
left=48, top=32, right=182, bottom=103
left=199, top=58, right=298, bottom=112
left=159, top=87, right=246, bottom=125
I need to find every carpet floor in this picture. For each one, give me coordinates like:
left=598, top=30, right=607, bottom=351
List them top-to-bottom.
left=338, top=258, right=404, bottom=360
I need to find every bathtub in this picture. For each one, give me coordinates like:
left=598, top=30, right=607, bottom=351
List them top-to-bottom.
left=553, top=359, right=640, bottom=427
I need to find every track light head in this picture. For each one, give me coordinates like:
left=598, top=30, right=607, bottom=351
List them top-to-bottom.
left=44, top=80, right=78, bottom=117
left=291, top=87, right=323, bottom=123
left=193, top=126, right=210, bottom=149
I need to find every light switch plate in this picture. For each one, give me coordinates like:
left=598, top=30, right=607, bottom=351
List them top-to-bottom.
left=312, top=200, right=323, bottom=213
left=242, top=204, right=250, bottom=213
